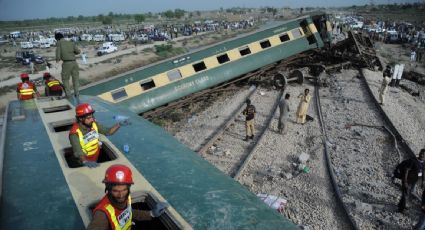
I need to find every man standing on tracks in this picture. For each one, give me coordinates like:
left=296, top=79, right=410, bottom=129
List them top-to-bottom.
left=55, top=32, right=81, bottom=102
left=379, top=65, right=392, bottom=106
left=16, top=73, right=40, bottom=100
left=296, top=89, right=311, bottom=124
left=278, top=93, right=290, bottom=134
left=242, top=99, right=256, bottom=141
left=69, top=103, right=120, bottom=168
left=393, top=149, right=425, bottom=213
left=87, top=164, right=168, bottom=229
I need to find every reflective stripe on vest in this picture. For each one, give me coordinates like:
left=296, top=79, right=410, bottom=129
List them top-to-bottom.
left=47, top=80, right=60, bottom=87
left=19, top=83, right=35, bottom=96
left=76, top=122, right=99, bottom=156
left=104, top=196, right=133, bottom=230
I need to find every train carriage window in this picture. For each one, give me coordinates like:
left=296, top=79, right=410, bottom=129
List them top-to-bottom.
left=300, top=20, right=310, bottom=34
left=291, top=28, right=303, bottom=39
left=279, top=33, right=290, bottom=42
left=260, top=39, right=271, bottom=49
left=239, top=46, right=251, bottom=56
left=217, top=53, right=230, bottom=64
left=193, top=61, right=207, bottom=72
left=167, top=69, right=182, bottom=81
left=140, top=79, right=156, bottom=91
left=111, top=88, right=128, bottom=101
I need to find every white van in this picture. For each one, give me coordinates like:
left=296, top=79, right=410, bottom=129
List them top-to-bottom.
left=81, top=34, right=93, bottom=41
left=93, top=34, right=105, bottom=42
left=108, top=34, right=125, bottom=42
left=20, top=42, right=33, bottom=49
left=97, top=42, right=118, bottom=56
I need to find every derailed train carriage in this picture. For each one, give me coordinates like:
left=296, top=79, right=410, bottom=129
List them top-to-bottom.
left=0, top=13, right=331, bottom=229
left=80, top=14, right=331, bottom=114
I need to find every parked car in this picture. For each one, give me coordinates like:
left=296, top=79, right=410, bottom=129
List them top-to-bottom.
left=136, top=34, right=149, bottom=43
left=96, top=42, right=118, bottom=56
left=16, top=51, right=45, bottom=65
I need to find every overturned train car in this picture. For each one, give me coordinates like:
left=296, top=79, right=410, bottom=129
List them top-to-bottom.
left=80, top=14, right=330, bottom=114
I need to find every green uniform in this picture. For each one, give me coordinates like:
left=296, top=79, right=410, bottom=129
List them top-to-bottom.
left=56, top=39, right=80, bottom=97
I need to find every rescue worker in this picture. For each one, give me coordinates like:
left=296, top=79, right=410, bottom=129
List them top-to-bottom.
left=55, top=32, right=81, bottom=101
left=379, top=65, right=392, bottom=105
left=43, top=72, right=64, bottom=97
left=16, top=73, right=40, bottom=100
left=296, top=88, right=311, bottom=124
left=278, top=93, right=290, bottom=134
left=242, top=99, right=256, bottom=141
left=69, top=103, right=120, bottom=168
left=393, top=149, right=425, bottom=213
left=87, top=164, right=168, bottom=229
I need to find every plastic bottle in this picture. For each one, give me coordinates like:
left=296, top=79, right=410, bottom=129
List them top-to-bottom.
left=113, top=115, right=131, bottom=126
left=123, top=144, right=130, bottom=154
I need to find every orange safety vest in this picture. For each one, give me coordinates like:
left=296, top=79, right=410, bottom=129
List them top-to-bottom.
left=46, top=79, right=62, bottom=90
left=17, top=82, right=35, bottom=100
left=69, top=122, right=99, bottom=161
left=93, top=195, right=133, bottom=230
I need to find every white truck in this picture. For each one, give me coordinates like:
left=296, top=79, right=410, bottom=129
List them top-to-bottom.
left=97, top=42, right=118, bottom=56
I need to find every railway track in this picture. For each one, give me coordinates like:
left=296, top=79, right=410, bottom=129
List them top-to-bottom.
left=168, top=32, right=423, bottom=228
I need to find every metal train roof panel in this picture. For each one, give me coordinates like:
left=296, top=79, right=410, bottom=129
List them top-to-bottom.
left=0, top=96, right=298, bottom=229
left=84, top=96, right=299, bottom=229
left=0, top=100, right=84, bottom=230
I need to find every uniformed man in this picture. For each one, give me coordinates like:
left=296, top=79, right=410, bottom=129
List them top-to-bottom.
left=55, top=32, right=81, bottom=101
left=379, top=65, right=392, bottom=105
left=43, top=72, right=64, bottom=97
left=16, top=73, right=40, bottom=100
left=296, top=89, right=311, bottom=124
left=278, top=93, right=290, bottom=134
left=242, top=99, right=256, bottom=141
left=69, top=103, right=120, bottom=168
left=88, top=164, right=168, bottom=229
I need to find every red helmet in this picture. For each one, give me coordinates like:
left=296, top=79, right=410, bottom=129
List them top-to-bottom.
left=43, top=72, right=51, bottom=79
left=20, top=73, right=29, bottom=80
left=75, top=103, right=95, bottom=117
left=103, top=164, right=134, bottom=184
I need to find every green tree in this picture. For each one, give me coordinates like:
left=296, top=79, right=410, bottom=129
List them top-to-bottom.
left=174, top=9, right=185, bottom=19
left=163, top=10, right=174, bottom=19
left=108, top=12, right=114, bottom=17
left=134, top=14, right=146, bottom=23
left=102, top=16, right=113, bottom=25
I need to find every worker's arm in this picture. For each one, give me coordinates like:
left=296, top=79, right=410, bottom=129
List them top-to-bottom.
left=55, top=41, right=61, bottom=62
left=74, top=43, right=81, bottom=55
left=97, top=123, right=120, bottom=136
left=69, top=134, right=86, bottom=162
left=132, top=209, right=153, bottom=221
left=87, top=210, right=110, bottom=230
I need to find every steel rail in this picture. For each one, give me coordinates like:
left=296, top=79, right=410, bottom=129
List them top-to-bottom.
left=232, top=90, right=283, bottom=180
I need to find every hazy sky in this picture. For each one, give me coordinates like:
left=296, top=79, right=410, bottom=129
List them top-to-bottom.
left=0, top=0, right=417, bottom=21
